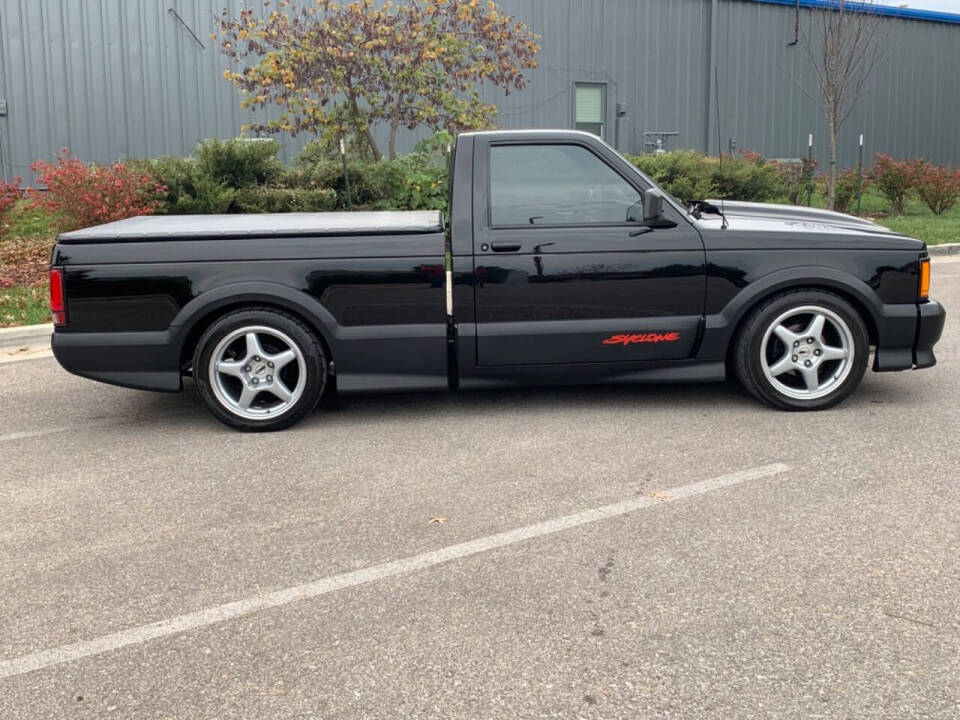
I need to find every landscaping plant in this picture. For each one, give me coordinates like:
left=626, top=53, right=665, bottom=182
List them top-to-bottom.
left=215, top=0, right=539, bottom=160
left=30, top=150, right=165, bottom=232
left=628, top=150, right=784, bottom=205
left=713, top=150, right=785, bottom=203
left=628, top=151, right=716, bottom=204
left=871, top=153, right=923, bottom=215
left=774, top=158, right=817, bottom=206
left=915, top=163, right=960, bottom=216
left=815, top=168, right=863, bottom=214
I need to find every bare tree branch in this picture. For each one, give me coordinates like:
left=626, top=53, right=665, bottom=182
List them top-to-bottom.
left=798, top=0, right=888, bottom=209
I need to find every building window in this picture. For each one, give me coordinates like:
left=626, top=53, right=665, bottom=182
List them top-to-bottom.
left=574, top=83, right=605, bottom=138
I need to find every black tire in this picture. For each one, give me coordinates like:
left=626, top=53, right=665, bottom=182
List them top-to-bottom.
left=734, top=289, right=869, bottom=411
left=193, top=307, right=328, bottom=431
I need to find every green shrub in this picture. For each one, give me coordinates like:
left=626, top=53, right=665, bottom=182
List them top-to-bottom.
left=290, top=130, right=453, bottom=210
left=376, top=131, right=452, bottom=211
left=195, top=138, right=284, bottom=188
left=290, top=149, right=399, bottom=208
left=628, top=150, right=785, bottom=204
left=628, top=151, right=716, bottom=204
left=713, top=151, right=784, bottom=203
left=871, top=153, right=923, bottom=215
left=136, top=157, right=235, bottom=214
left=774, top=158, right=816, bottom=206
left=815, top=168, right=864, bottom=214
left=233, top=187, right=337, bottom=213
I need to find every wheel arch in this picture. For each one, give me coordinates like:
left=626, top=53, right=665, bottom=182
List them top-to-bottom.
left=712, top=268, right=882, bottom=363
left=170, top=283, right=338, bottom=371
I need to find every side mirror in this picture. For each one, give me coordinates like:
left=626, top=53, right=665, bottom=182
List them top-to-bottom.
left=639, top=188, right=677, bottom=229
left=643, top=188, right=665, bottom=225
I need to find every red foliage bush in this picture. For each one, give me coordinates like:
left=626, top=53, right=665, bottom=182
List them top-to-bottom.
left=29, top=150, right=166, bottom=232
left=870, top=153, right=923, bottom=215
left=915, top=163, right=960, bottom=216
left=0, top=176, right=21, bottom=239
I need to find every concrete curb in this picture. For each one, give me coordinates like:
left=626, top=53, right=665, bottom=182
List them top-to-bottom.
left=929, top=243, right=960, bottom=256
left=0, top=323, right=52, bottom=351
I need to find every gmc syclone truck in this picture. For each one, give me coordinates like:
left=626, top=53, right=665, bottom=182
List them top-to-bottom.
left=49, top=130, right=945, bottom=430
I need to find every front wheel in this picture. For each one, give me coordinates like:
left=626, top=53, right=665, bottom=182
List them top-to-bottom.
left=734, top=290, right=869, bottom=411
left=193, top=308, right=328, bottom=431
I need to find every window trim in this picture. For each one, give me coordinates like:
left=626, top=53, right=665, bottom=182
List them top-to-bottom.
left=573, top=82, right=606, bottom=139
left=485, top=140, right=646, bottom=231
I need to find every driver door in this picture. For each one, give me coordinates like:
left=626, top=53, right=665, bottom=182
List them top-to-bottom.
left=472, top=138, right=706, bottom=367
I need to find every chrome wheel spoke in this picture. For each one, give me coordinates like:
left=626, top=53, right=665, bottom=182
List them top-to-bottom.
left=804, top=313, right=826, bottom=343
left=773, top=324, right=800, bottom=346
left=245, top=332, right=265, bottom=361
left=820, top=344, right=847, bottom=362
left=269, top=349, right=297, bottom=371
left=768, top=353, right=794, bottom=377
left=215, top=359, right=246, bottom=378
left=799, top=365, right=820, bottom=392
left=267, top=379, right=293, bottom=403
left=237, top=385, right=259, bottom=410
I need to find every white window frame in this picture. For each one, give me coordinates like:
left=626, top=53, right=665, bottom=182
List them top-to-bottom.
left=574, top=83, right=606, bottom=140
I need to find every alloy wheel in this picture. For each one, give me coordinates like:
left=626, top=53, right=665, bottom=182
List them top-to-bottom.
left=759, top=305, right=855, bottom=401
left=208, top=325, right=307, bottom=419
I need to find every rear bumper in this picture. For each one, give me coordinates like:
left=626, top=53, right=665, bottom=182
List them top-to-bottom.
left=873, top=299, right=945, bottom=372
left=52, top=330, right=182, bottom=392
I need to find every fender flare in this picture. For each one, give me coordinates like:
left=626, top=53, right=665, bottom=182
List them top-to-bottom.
left=700, top=265, right=886, bottom=358
left=169, top=281, right=340, bottom=359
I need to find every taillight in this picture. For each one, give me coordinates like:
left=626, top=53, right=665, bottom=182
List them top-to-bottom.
left=919, top=258, right=931, bottom=300
left=49, top=268, right=66, bottom=325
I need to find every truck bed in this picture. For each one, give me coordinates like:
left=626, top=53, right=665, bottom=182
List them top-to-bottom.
left=51, top=210, right=449, bottom=394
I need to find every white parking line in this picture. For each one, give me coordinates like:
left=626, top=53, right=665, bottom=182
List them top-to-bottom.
left=0, top=427, right=73, bottom=443
left=0, top=462, right=792, bottom=680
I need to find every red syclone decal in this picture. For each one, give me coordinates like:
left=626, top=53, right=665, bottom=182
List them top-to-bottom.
left=603, top=332, right=680, bottom=346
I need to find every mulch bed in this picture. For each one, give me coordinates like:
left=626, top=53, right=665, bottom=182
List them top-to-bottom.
left=0, top=236, right=54, bottom=288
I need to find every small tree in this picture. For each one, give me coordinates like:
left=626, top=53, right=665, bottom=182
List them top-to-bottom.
left=216, top=0, right=539, bottom=160
left=800, top=0, right=886, bottom=210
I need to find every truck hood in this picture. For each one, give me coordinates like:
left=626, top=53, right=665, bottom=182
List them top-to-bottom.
left=697, top=200, right=924, bottom=251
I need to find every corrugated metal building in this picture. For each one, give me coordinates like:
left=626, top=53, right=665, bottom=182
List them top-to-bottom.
left=1, top=0, right=958, bottom=181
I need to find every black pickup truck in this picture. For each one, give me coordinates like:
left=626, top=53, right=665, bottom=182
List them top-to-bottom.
left=50, top=130, right=945, bottom=431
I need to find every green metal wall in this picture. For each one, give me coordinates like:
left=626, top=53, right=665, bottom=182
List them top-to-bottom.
left=1, top=0, right=958, bottom=181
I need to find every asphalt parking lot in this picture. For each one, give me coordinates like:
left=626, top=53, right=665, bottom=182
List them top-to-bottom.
left=1, top=259, right=958, bottom=719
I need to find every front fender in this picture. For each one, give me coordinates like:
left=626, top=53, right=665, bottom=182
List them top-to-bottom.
left=697, top=265, right=912, bottom=360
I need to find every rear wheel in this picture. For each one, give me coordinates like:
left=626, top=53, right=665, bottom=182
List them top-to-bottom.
left=734, top=290, right=869, bottom=410
left=193, top=308, right=327, bottom=431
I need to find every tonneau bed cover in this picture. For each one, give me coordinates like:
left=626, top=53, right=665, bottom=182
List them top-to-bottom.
left=57, top=211, right=444, bottom=243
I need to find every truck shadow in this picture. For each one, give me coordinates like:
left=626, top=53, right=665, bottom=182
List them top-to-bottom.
left=135, top=372, right=915, bottom=432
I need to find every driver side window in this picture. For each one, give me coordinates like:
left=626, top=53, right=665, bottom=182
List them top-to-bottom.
left=489, top=144, right=642, bottom=227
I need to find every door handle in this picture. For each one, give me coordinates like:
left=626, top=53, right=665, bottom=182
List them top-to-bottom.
left=490, top=241, right=522, bottom=252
